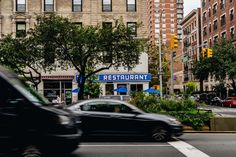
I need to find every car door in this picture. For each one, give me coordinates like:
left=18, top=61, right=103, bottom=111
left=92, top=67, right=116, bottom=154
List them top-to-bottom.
left=0, top=77, right=25, bottom=153
left=79, top=101, right=115, bottom=135
left=107, top=101, right=143, bottom=136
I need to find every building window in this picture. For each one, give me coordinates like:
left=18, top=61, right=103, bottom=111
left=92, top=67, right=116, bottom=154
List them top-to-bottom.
left=16, top=0, right=26, bottom=12
left=44, top=0, right=54, bottom=12
left=72, top=0, right=82, bottom=12
left=102, top=0, right=112, bottom=12
left=127, top=0, right=136, bottom=12
left=220, top=0, right=225, bottom=10
left=213, top=4, right=217, bottom=15
left=208, top=8, right=211, bottom=17
left=230, top=9, right=234, bottom=21
left=203, top=12, right=207, bottom=22
left=220, top=15, right=226, bottom=26
left=213, top=20, right=218, bottom=31
left=16, top=22, right=26, bottom=38
left=74, top=22, right=82, bottom=28
left=102, top=22, right=112, bottom=29
left=127, top=22, right=137, bottom=37
left=209, top=23, right=212, bottom=33
left=203, top=27, right=207, bottom=36
left=230, top=27, right=235, bottom=39
left=221, top=32, right=226, bottom=39
left=214, top=36, right=218, bottom=44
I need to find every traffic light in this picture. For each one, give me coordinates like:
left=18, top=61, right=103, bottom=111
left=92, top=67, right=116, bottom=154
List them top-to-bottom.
left=170, top=35, right=178, bottom=49
left=202, top=48, right=207, bottom=58
left=207, top=48, right=213, bottom=58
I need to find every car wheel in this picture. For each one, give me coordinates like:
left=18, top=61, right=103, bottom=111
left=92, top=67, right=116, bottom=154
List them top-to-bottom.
left=151, top=125, right=169, bottom=142
left=22, top=145, right=41, bottom=157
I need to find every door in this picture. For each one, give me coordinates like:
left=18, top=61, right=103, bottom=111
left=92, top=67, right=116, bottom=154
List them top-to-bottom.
left=79, top=101, right=115, bottom=135
left=107, top=101, right=143, bottom=136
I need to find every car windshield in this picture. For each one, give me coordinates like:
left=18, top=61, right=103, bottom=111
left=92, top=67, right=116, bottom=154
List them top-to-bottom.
left=9, top=77, right=49, bottom=105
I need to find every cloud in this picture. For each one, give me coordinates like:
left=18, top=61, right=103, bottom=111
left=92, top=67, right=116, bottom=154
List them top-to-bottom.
left=184, top=0, right=201, bottom=16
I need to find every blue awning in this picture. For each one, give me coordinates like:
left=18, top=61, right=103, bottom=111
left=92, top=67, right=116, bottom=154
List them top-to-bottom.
left=113, top=87, right=128, bottom=93
left=143, top=88, right=160, bottom=94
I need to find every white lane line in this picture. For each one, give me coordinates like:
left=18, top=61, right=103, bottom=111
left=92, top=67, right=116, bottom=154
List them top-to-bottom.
left=168, top=140, right=210, bottom=157
left=80, top=144, right=171, bottom=147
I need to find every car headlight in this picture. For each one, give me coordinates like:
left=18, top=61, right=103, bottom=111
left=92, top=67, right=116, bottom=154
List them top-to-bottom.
left=58, top=115, right=71, bottom=125
left=168, top=118, right=182, bottom=125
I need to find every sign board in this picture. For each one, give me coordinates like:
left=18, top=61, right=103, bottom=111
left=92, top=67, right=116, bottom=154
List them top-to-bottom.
left=97, top=74, right=151, bottom=82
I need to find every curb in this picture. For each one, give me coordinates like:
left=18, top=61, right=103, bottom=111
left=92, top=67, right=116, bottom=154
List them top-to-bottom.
left=184, top=131, right=236, bottom=133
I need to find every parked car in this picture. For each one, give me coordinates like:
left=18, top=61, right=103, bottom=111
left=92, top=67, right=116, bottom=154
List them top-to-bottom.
left=0, top=66, right=82, bottom=157
left=100, top=95, right=130, bottom=101
left=210, top=97, right=224, bottom=106
left=223, top=97, right=236, bottom=107
left=67, top=99, right=183, bottom=142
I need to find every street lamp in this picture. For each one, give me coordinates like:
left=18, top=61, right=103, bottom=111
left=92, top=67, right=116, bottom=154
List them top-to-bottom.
left=158, top=9, right=165, bottom=98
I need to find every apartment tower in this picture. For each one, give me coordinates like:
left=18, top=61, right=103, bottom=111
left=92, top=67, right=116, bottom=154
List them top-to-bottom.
left=147, top=0, right=184, bottom=46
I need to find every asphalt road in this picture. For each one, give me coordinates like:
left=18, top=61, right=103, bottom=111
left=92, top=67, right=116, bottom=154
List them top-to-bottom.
left=199, top=105, right=236, bottom=117
left=60, top=133, right=236, bottom=157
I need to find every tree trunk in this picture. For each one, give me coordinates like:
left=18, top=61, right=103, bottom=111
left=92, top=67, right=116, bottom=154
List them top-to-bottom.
left=200, top=78, right=204, bottom=93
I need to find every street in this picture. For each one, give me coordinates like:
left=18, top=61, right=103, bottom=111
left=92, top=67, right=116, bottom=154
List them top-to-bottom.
left=200, top=105, right=236, bottom=117
left=63, top=133, right=236, bottom=157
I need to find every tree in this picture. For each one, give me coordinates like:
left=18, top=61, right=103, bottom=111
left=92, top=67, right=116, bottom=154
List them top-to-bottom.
left=30, top=14, right=145, bottom=99
left=0, top=35, right=54, bottom=90
left=192, top=39, right=236, bottom=94
left=212, top=39, right=236, bottom=94
left=147, top=43, right=170, bottom=91
left=192, top=58, right=212, bottom=92
left=185, top=81, right=197, bottom=97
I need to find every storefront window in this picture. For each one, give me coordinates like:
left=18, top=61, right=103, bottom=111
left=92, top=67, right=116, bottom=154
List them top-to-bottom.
left=43, top=80, right=72, bottom=104
left=105, top=84, right=114, bottom=95
left=117, top=84, right=127, bottom=95
left=130, top=84, right=143, bottom=92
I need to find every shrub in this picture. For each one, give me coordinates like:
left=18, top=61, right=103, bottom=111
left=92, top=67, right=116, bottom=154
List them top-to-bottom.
left=129, top=92, right=213, bottom=130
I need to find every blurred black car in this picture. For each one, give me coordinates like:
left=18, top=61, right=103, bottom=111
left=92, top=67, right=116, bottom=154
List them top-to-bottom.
left=0, top=66, right=82, bottom=157
left=210, top=97, right=224, bottom=106
left=67, top=99, right=183, bottom=142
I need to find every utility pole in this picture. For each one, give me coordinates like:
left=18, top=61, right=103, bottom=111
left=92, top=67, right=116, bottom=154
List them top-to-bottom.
left=158, top=9, right=164, bottom=98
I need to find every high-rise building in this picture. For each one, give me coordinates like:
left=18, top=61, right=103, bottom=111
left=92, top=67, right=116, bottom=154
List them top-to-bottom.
left=0, top=0, right=149, bottom=103
left=147, top=0, right=184, bottom=46
left=201, top=0, right=236, bottom=91
left=181, top=8, right=202, bottom=90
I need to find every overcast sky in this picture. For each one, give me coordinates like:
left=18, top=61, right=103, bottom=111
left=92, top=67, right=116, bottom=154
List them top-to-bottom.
left=184, top=0, right=201, bottom=16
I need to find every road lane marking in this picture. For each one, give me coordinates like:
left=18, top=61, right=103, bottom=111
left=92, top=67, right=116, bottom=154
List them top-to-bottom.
left=168, top=140, right=210, bottom=157
left=80, top=144, right=171, bottom=147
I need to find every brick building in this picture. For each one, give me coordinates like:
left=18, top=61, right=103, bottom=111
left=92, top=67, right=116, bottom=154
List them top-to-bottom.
left=0, top=0, right=149, bottom=103
left=147, top=0, right=184, bottom=46
left=201, top=0, right=236, bottom=91
left=181, top=8, right=202, bottom=91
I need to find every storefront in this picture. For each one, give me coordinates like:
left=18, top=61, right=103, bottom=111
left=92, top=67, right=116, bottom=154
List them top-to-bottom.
left=97, top=73, right=151, bottom=96
left=41, top=76, right=74, bottom=104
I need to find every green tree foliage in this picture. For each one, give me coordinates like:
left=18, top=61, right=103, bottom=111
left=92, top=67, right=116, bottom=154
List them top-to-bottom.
left=30, top=14, right=145, bottom=99
left=0, top=35, right=55, bottom=90
left=193, top=39, right=236, bottom=94
left=212, top=40, right=236, bottom=94
left=147, top=44, right=170, bottom=90
left=192, top=58, right=212, bottom=92
left=185, top=81, right=197, bottom=97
